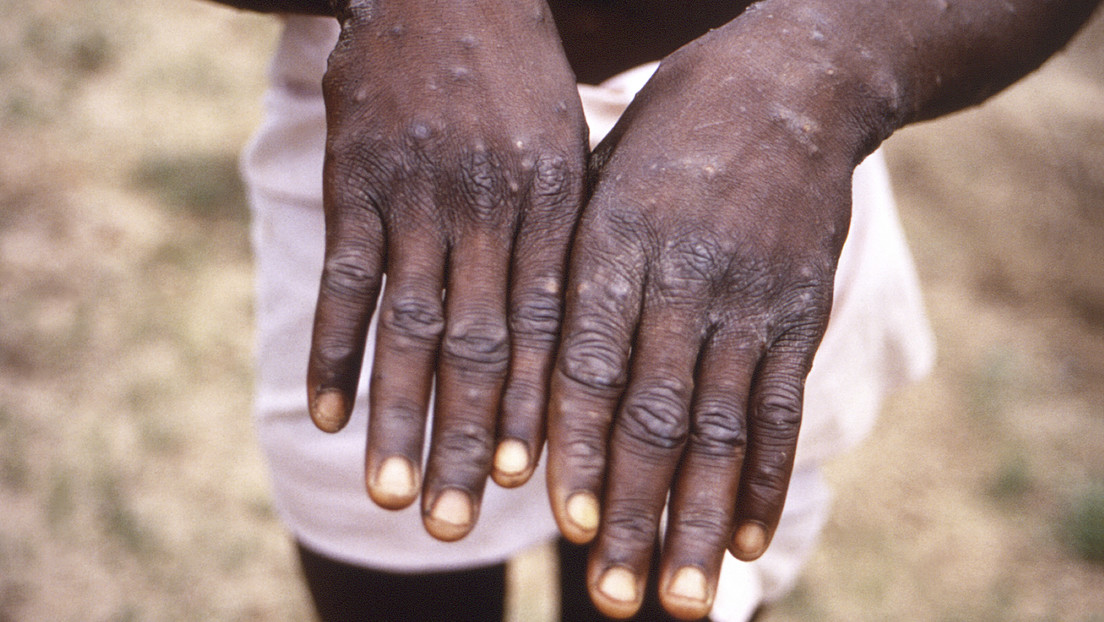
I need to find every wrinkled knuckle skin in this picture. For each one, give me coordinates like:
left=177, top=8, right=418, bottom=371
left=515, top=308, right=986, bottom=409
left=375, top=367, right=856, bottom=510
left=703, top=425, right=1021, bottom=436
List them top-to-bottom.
left=325, top=139, right=400, bottom=213
left=455, top=149, right=510, bottom=224
left=530, top=154, right=582, bottom=215
left=656, top=236, right=727, bottom=296
left=321, top=247, right=382, bottom=302
left=510, top=288, right=562, bottom=345
left=379, top=294, right=445, bottom=345
left=441, top=317, right=510, bottom=373
left=558, top=331, right=627, bottom=394
left=312, top=339, right=365, bottom=384
left=500, top=378, right=543, bottom=419
left=618, top=379, right=690, bottom=452
left=755, top=381, right=804, bottom=434
left=690, top=400, right=747, bottom=456
left=431, top=420, right=494, bottom=481
left=557, top=434, right=607, bottom=483
left=740, top=471, right=791, bottom=511
left=603, top=502, right=660, bottom=547
left=672, top=506, right=733, bottom=543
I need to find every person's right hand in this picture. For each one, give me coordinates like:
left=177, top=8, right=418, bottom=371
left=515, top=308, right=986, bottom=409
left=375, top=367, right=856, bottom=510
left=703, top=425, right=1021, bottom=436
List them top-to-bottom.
left=307, top=0, right=588, bottom=542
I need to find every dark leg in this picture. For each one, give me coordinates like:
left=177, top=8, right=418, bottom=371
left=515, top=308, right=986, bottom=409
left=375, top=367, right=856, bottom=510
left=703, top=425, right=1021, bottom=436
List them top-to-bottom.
left=296, top=540, right=507, bottom=622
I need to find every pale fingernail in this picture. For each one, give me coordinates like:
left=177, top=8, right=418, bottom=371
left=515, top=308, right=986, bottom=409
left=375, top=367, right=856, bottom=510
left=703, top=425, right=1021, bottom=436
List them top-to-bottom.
left=311, top=390, right=346, bottom=432
left=493, top=439, right=529, bottom=476
left=373, top=456, right=417, bottom=503
left=430, top=489, right=473, bottom=527
left=566, top=492, right=599, bottom=533
left=734, top=522, right=768, bottom=559
left=668, top=566, right=708, bottom=603
left=597, top=567, right=638, bottom=603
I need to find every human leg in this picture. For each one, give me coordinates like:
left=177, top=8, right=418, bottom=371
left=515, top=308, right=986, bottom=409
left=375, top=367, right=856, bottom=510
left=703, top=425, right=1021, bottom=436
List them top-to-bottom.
left=296, top=541, right=507, bottom=622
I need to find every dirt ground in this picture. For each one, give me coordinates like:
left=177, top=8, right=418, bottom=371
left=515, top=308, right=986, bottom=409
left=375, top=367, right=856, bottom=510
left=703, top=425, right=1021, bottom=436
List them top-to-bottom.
left=1, top=1, right=1101, bottom=620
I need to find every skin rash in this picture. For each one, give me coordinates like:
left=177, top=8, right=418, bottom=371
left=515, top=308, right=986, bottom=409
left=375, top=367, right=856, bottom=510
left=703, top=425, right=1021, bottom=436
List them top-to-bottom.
left=205, top=0, right=1101, bottom=618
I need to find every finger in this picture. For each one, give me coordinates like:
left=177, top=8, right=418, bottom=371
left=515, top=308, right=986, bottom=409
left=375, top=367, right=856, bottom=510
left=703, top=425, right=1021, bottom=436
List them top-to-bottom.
left=495, top=154, right=583, bottom=487
left=307, top=179, right=386, bottom=434
left=547, top=228, right=644, bottom=545
left=364, top=229, right=447, bottom=510
left=421, top=231, right=512, bottom=542
left=587, top=306, right=704, bottom=619
left=731, top=330, right=818, bottom=561
left=659, top=331, right=760, bottom=620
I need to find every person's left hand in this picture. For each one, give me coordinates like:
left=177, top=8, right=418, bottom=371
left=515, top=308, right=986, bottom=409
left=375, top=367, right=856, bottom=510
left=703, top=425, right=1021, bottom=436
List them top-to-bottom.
left=545, top=9, right=890, bottom=618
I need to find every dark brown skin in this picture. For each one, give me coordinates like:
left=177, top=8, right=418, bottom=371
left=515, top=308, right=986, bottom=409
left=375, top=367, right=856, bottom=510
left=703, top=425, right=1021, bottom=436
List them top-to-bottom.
left=208, top=0, right=1100, bottom=618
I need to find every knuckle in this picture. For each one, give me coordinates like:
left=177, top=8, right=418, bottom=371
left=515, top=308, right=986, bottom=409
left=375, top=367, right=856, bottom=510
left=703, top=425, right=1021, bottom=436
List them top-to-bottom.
left=456, top=148, right=509, bottom=222
left=531, top=154, right=577, bottom=206
left=656, top=236, right=726, bottom=293
left=321, top=247, right=381, bottom=300
left=510, top=287, right=562, bottom=344
left=379, top=294, right=445, bottom=344
left=441, top=316, right=510, bottom=372
left=558, top=330, right=627, bottom=393
left=314, top=338, right=364, bottom=374
left=500, top=377, right=543, bottom=418
left=618, top=378, right=690, bottom=451
left=755, top=381, right=804, bottom=433
left=691, top=400, right=747, bottom=455
left=434, top=417, right=496, bottom=461
left=432, top=420, right=494, bottom=473
left=559, top=434, right=607, bottom=476
left=741, top=469, right=790, bottom=508
left=603, top=501, right=659, bottom=544
left=674, top=505, right=733, bottom=541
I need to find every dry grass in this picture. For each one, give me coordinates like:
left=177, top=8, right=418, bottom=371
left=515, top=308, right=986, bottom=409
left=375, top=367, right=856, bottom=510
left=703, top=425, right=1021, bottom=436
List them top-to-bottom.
left=0, top=1, right=1101, bottom=620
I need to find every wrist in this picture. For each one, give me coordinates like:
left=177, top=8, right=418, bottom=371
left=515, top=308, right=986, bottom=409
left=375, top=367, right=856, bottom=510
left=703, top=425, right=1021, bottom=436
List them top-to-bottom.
left=660, top=2, right=907, bottom=165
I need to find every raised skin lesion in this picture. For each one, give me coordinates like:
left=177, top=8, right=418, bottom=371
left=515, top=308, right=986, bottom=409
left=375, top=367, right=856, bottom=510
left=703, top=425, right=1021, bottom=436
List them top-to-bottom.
left=545, top=0, right=755, bottom=83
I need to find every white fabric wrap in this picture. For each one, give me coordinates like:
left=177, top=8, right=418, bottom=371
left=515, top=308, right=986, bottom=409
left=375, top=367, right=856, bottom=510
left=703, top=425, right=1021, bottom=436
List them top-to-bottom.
left=241, top=16, right=934, bottom=616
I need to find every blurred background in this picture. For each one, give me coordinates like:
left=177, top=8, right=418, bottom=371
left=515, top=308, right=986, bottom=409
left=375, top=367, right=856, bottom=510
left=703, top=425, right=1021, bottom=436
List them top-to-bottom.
left=0, top=1, right=1101, bottom=620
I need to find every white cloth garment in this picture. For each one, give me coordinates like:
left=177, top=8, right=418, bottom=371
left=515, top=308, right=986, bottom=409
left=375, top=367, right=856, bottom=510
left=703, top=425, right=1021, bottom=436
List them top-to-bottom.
left=241, top=16, right=934, bottom=619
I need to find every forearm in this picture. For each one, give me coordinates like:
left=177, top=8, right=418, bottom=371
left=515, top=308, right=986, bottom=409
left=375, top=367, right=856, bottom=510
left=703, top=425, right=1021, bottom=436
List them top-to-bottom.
left=201, top=0, right=331, bottom=16
left=682, top=0, right=1100, bottom=159
left=820, top=0, right=1100, bottom=125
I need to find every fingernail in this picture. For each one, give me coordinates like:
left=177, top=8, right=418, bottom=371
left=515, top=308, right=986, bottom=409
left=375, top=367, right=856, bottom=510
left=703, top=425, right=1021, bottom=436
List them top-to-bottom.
left=311, top=390, right=346, bottom=432
left=493, top=439, right=530, bottom=476
left=372, top=456, right=418, bottom=505
left=430, top=489, right=473, bottom=528
left=566, top=492, right=599, bottom=533
left=734, top=522, right=768, bottom=559
left=668, top=566, right=708, bottom=603
left=597, top=567, right=638, bottom=604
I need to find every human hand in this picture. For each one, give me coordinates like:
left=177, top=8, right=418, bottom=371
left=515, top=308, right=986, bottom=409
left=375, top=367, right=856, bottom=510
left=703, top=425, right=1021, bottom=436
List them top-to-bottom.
left=307, top=0, right=587, bottom=541
left=546, top=11, right=888, bottom=618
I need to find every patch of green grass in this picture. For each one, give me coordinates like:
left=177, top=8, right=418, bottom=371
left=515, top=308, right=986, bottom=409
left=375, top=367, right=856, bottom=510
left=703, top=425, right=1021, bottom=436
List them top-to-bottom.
left=131, top=152, right=247, bottom=222
left=1062, top=484, right=1104, bottom=563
